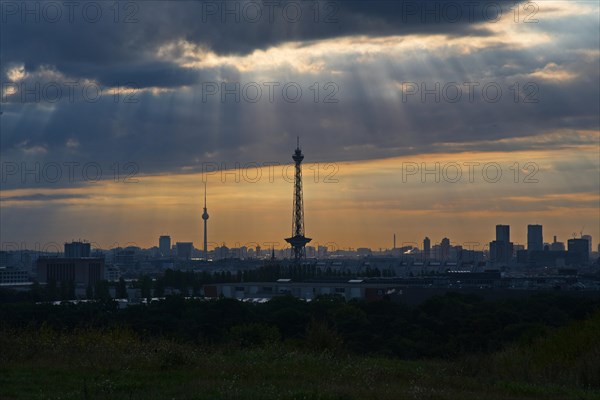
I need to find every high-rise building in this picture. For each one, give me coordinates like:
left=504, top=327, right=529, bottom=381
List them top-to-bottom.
left=285, top=138, right=311, bottom=261
left=490, top=225, right=513, bottom=264
left=496, top=225, right=510, bottom=243
left=527, top=225, right=543, bottom=251
left=582, top=235, right=592, bottom=254
left=159, top=236, right=171, bottom=257
left=423, top=237, right=431, bottom=260
left=440, top=238, right=450, bottom=261
left=568, top=238, right=589, bottom=264
left=64, top=241, right=91, bottom=258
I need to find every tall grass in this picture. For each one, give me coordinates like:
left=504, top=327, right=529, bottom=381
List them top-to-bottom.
left=491, top=310, right=600, bottom=389
left=1, top=317, right=599, bottom=400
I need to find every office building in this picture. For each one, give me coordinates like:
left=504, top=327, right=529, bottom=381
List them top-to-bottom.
left=490, top=224, right=513, bottom=264
left=496, top=225, right=510, bottom=243
left=527, top=225, right=543, bottom=251
left=582, top=235, right=592, bottom=254
left=159, top=236, right=171, bottom=257
left=423, top=237, right=431, bottom=260
left=440, top=238, right=450, bottom=261
left=568, top=238, right=589, bottom=264
left=37, top=257, right=104, bottom=286
left=0, top=268, right=29, bottom=285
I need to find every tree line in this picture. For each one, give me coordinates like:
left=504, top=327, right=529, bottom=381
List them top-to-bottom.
left=1, top=291, right=598, bottom=359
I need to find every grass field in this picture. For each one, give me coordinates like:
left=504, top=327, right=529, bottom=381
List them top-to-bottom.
left=1, top=311, right=599, bottom=400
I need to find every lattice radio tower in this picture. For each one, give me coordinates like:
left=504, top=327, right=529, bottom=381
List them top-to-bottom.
left=285, top=137, right=312, bottom=261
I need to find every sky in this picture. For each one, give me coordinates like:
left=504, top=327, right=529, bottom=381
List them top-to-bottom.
left=1, top=0, right=599, bottom=251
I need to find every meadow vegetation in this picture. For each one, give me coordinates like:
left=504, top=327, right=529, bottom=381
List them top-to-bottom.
left=1, top=292, right=599, bottom=399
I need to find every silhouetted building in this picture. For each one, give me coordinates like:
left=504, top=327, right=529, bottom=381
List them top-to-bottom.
left=490, top=225, right=513, bottom=265
left=496, top=225, right=510, bottom=243
left=527, top=225, right=543, bottom=251
left=582, top=235, right=592, bottom=254
left=159, top=236, right=171, bottom=257
left=551, top=236, right=565, bottom=251
left=423, top=237, right=431, bottom=260
left=440, top=238, right=450, bottom=261
left=568, top=239, right=589, bottom=265
left=64, top=241, right=91, bottom=258
left=490, top=241, right=513, bottom=264
left=176, top=242, right=193, bottom=260
left=514, top=244, right=525, bottom=253
left=215, top=245, right=230, bottom=260
left=318, top=246, right=328, bottom=258
left=114, top=248, right=137, bottom=268
left=357, top=248, right=372, bottom=257
left=458, top=249, right=484, bottom=264
left=516, top=249, right=528, bottom=264
left=524, top=250, right=568, bottom=267
left=37, top=257, right=104, bottom=286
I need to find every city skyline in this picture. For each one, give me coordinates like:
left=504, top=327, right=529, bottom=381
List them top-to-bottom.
left=1, top=146, right=597, bottom=250
left=2, top=216, right=595, bottom=255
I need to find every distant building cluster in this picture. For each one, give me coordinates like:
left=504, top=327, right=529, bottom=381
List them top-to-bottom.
left=0, top=141, right=597, bottom=295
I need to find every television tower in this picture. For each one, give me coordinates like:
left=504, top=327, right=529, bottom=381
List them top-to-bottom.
left=285, top=137, right=312, bottom=261
left=202, top=181, right=209, bottom=260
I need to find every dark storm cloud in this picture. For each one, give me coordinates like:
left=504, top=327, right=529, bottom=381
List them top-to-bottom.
left=1, top=0, right=597, bottom=192
left=1, top=1, right=521, bottom=83
left=1, top=49, right=597, bottom=193
left=0, top=60, right=237, bottom=93
left=61, top=61, right=205, bottom=89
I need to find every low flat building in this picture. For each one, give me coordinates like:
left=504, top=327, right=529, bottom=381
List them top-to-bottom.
left=37, top=257, right=105, bottom=286
left=0, top=267, right=29, bottom=285
left=204, top=279, right=402, bottom=302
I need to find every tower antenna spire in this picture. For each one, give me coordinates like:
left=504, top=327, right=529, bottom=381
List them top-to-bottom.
left=285, top=137, right=312, bottom=262
left=202, top=180, right=209, bottom=260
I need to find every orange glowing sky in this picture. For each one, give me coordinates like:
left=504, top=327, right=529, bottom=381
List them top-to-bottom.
left=2, top=133, right=598, bottom=251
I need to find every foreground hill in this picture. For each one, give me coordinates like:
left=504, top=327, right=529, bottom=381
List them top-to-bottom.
left=1, top=310, right=599, bottom=400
